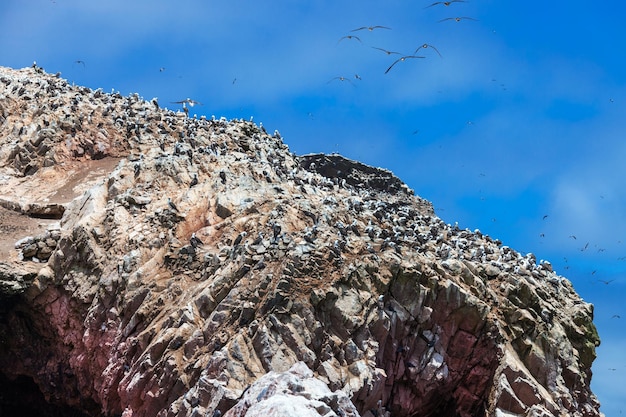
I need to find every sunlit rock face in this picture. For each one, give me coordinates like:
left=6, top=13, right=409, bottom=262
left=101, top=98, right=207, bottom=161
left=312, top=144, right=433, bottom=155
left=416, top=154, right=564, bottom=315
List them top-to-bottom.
left=0, top=65, right=602, bottom=417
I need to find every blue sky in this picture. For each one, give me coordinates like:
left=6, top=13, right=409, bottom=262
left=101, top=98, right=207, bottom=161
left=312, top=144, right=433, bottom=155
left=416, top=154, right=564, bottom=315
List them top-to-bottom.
left=2, top=0, right=625, bottom=413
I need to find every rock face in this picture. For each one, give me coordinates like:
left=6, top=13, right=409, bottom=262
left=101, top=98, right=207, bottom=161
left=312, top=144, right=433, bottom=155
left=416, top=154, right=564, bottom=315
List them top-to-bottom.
left=0, top=65, right=602, bottom=417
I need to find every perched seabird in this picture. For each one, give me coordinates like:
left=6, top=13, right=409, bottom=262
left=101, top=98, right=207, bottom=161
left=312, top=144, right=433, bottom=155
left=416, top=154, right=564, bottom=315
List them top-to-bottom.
left=425, top=0, right=466, bottom=7
left=438, top=16, right=478, bottom=22
left=351, top=25, right=391, bottom=32
left=337, top=35, right=362, bottom=44
left=414, top=43, right=442, bottom=58
left=371, top=46, right=402, bottom=56
left=385, top=55, right=425, bottom=74
left=219, top=171, right=226, bottom=184
left=189, top=174, right=198, bottom=188
left=167, top=197, right=179, bottom=212
left=233, top=232, right=247, bottom=247
left=190, top=233, right=204, bottom=248
left=377, top=294, right=384, bottom=309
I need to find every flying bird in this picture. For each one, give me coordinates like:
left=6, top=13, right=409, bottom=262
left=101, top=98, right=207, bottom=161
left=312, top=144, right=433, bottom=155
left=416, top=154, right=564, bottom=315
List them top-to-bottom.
left=425, top=0, right=466, bottom=8
left=438, top=16, right=478, bottom=22
left=351, top=25, right=391, bottom=32
left=338, top=35, right=362, bottom=44
left=414, top=43, right=442, bottom=57
left=371, top=46, right=402, bottom=56
left=385, top=55, right=425, bottom=74
left=74, top=60, right=86, bottom=67
left=328, top=76, right=355, bottom=85
left=171, top=98, right=202, bottom=107
left=542, top=215, right=549, bottom=220
left=597, top=279, right=614, bottom=285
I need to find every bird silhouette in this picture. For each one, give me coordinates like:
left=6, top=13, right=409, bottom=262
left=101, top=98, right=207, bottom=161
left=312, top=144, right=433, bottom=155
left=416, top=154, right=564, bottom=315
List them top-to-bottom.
left=425, top=0, right=466, bottom=8
left=438, top=16, right=478, bottom=22
left=351, top=25, right=391, bottom=32
left=338, top=35, right=362, bottom=44
left=414, top=43, right=442, bottom=57
left=371, top=46, right=402, bottom=56
left=385, top=55, right=425, bottom=74
left=74, top=60, right=86, bottom=67
left=328, top=76, right=355, bottom=85
left=171, top=98, right=202, bottom=107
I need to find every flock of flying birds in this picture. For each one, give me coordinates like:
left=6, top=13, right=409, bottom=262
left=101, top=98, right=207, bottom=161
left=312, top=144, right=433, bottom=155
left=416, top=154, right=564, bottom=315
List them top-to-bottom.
left=330, top=0, right=476, bottom=83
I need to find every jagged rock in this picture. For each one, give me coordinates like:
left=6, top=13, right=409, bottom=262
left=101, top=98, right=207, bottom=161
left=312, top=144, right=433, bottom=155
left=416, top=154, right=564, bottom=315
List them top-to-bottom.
left=0, top=65, right=603, bottom=417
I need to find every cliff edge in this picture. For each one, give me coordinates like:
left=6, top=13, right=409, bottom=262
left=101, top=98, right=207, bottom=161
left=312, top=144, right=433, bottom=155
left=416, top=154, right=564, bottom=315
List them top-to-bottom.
left=0, top=65, right=602, bottom=417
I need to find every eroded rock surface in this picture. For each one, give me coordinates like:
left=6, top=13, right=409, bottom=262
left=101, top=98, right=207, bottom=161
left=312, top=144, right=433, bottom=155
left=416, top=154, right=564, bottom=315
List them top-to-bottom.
left=0, top=65, right=602, bottom=417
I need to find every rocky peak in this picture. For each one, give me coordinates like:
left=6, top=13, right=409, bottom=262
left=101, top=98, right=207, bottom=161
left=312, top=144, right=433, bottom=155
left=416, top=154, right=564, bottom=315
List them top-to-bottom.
left=0, top=65, right=602, bottom=417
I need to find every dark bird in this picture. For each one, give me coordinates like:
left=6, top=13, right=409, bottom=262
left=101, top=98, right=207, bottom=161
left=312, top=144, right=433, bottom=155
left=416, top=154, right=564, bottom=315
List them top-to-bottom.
left=425, top=0, right=466, bottom=8
left=438, top=16, right=478, bottom=22
left=351, top=25, right=391, bottom=32
left=338, top=35, right=362, bottom=44
left=414, top=43, right=442, bottom=58
left=371, top=46, right=402, bottom=56
left=385, top=55, right=425, bottom=74
left=74, top=60, right=86, bottom=67
left=159, top=67, right=166, bottom=72
left=354, top=74, right=362, bottom=80
left=328, top=76, right=355, bottom=85
left=134, top=163, right=141, bottom=178
left=219, top=171, right=226, bottom=184
left=189, top=174, right=198, bottom=188
left=167, top=197, right=179, bottom=212
left=542, top=215, right=549, bottom=220
left=272, top=223, right=282, bottom=240
left=233, top=232, right=247, bottom=247
left=190, top=233, right=204, bottom=248
left=569, top=235, right=577, bottom=239
left=581, top=242, right=589, bottom=251
left=597, top=279, right=614, bottom=285
left=611, top=314, right=621, bottom=319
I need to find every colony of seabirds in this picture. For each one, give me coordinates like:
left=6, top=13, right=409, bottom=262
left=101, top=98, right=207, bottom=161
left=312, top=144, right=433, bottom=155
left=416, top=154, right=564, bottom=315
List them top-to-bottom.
left=2, top=61, right=563, bottom=296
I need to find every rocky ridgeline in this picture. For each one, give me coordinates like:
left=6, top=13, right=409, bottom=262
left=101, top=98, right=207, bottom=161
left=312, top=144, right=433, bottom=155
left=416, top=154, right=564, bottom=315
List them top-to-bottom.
left=0, top=65, right=602, bottom=417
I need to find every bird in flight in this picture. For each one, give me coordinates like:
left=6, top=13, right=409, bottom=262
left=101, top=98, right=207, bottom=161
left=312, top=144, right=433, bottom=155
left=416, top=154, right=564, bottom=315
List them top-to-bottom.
left=425, top=0, right=466, bottom=8
left=438, top=16, right=478, bottom=22
left=351, top=25, right=391, bottom=32
left=338, top=35, right=362, bottom=44
left=414, top=43, right=442, bottom=58
left=371, top=46, right=402, bottom=56
left=385, top=55, right=425, bottom=74
left=74, top=60, right=86, bottom=67
left=328, top=76, right=355, bottom=85
left=171, top=98, right=202, bottom=107
left=542, top=215, right=549, bottom=220
left=597, top=279, right=614, bottom=285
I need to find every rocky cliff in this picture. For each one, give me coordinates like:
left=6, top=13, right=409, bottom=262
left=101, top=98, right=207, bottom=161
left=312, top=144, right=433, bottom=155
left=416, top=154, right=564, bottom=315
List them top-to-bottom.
left=0, top=65, right=602, bottom=417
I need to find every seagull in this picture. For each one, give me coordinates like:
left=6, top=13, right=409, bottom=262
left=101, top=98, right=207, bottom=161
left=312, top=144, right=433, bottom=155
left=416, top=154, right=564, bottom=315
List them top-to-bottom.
left=425, top=0, right=466, bottom=8
left=438, top=17, right=478, bottom=22
left=351, top=25, right=391, bottom=32
left=338, top=35, right=362, bottom=44
left=414, top=43, right=442, bottom=58
left=371, top=46, right=402, bottom=56
left=385, top=55, right=425, bottom=74
left=328, top=76, right=355, bottom=85
left=171, top=98, right=202, bottom=107
left=597, top=279, right=614, bottom=285
left=611, top=314, right=621, bottom=319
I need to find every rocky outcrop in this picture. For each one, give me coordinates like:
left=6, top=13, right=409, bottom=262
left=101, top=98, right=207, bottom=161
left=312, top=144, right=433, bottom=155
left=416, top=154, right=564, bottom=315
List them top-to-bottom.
left=0, top=65, right=602, bottom=417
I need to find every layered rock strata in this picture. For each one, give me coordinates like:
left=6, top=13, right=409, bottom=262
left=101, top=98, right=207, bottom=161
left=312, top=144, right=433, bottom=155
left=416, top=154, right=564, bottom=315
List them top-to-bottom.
left=0, top=65, right=602, bottom=417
